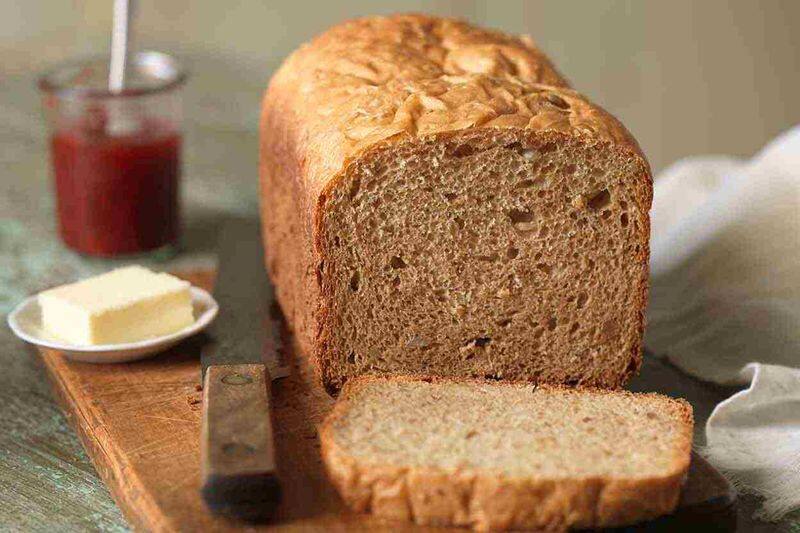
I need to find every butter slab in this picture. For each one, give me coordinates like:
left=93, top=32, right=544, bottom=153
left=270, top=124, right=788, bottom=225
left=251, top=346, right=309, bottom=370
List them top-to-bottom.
left=38, top=266, right=194, bottom=345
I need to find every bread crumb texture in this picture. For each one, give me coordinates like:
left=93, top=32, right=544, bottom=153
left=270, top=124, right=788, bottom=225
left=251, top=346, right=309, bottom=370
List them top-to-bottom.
left=321, top=377, right=693, bottom=531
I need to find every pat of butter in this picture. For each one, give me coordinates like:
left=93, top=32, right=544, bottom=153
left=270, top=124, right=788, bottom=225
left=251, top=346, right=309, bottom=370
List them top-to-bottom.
left=38, top=266, right=194, bottom=345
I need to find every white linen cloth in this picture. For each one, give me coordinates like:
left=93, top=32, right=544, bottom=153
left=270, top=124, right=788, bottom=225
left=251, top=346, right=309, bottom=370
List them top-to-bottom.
left=646, top=126, right=800, bottom=520
left=705, top=363, right=800, bottom=520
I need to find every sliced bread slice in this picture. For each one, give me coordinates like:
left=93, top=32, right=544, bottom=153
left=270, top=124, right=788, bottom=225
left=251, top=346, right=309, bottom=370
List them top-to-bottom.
left=320, top=376, right=693, bottom=531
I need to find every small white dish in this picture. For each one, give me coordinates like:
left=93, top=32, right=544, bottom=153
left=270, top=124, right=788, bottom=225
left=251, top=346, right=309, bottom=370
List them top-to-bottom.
left=7, top=286, right=218, bottom=363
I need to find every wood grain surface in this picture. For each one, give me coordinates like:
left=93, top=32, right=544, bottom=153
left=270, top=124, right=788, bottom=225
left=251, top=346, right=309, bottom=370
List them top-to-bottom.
left=37, top=271, right=734, bottom=532
left=202, top=364, right=277, bottom=483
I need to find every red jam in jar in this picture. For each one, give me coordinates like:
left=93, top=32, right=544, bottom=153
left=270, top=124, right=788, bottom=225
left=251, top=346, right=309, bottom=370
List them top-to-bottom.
left=40, top=52, right=186, bottom=257
left=50, top=116, right=180, bottom=256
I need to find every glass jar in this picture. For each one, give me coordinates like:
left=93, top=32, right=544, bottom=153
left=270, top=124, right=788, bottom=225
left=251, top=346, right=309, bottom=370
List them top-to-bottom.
left=39, top=51, right=187, bottom=258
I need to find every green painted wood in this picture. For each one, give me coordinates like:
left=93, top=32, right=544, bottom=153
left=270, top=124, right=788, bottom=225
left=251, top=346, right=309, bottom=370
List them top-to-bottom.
left=0, top=381, right=128, bottom=532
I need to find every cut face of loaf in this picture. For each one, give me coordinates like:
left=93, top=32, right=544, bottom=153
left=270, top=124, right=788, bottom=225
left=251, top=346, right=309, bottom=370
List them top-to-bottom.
left=259, top=14, right=652, bottom=394
left=319, top=128, right=649, bottom=392
left=321, top=377, right=694, bottom=530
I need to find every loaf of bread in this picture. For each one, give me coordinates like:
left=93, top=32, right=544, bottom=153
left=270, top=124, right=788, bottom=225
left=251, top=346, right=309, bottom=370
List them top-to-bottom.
left=260, top=14, right=652, bottom=394
left=321, top=376, right=693, bottom=531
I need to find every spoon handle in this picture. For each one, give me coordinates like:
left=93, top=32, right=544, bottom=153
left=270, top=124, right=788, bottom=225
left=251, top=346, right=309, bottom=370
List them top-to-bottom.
left=109, top=0, right=135, bottom=92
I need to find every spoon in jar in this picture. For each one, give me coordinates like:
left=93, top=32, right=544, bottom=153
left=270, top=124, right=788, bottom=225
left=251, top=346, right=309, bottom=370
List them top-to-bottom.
left=107, top=0, right=139, bottom=135
left=109, top=0, right=135, bottom=93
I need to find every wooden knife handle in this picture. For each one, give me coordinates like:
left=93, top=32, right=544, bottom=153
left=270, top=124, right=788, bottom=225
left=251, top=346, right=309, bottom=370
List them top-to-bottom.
left=201, top=363, right=281, bottom=522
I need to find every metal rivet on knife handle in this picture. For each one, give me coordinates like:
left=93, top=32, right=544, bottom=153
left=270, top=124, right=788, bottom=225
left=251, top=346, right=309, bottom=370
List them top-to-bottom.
left=221, top=373, right=253, bottom=386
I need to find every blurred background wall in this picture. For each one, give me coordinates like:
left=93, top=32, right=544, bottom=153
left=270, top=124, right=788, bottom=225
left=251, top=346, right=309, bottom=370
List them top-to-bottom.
left=2, top=0, right=799, bottom=173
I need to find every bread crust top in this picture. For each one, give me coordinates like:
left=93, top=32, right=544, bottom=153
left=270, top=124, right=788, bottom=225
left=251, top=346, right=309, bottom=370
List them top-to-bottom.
left=262, top=14, right=649, bottom=204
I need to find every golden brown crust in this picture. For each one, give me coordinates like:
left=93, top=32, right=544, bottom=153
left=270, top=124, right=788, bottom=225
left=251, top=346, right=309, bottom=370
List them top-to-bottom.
left=260, top=13, right=652, bottom=393
left=268, top=13, right=646, bottom=202
left=320, top=376, right=693, bottom=531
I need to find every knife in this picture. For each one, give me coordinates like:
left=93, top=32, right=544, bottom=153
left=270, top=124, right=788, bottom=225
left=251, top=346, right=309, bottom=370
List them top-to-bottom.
left=200, top=216, right=290, bottom=522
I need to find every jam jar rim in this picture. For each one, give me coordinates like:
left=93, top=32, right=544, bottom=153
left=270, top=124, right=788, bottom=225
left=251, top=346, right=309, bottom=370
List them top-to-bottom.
left=38, top=50, right=187, bottom=99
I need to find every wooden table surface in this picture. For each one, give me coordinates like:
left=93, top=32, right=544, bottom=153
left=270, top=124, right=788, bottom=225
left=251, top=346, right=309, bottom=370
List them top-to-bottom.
left=0, top=57, right=793, bottom=533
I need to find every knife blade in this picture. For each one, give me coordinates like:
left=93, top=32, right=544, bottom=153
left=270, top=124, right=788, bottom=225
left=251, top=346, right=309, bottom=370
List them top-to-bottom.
left=200, top=215, right=289, bottom=522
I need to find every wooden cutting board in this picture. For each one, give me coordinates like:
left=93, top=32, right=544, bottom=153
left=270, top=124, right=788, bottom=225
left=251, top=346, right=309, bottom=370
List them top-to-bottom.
left=38, top=270, right=736, bottom=532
